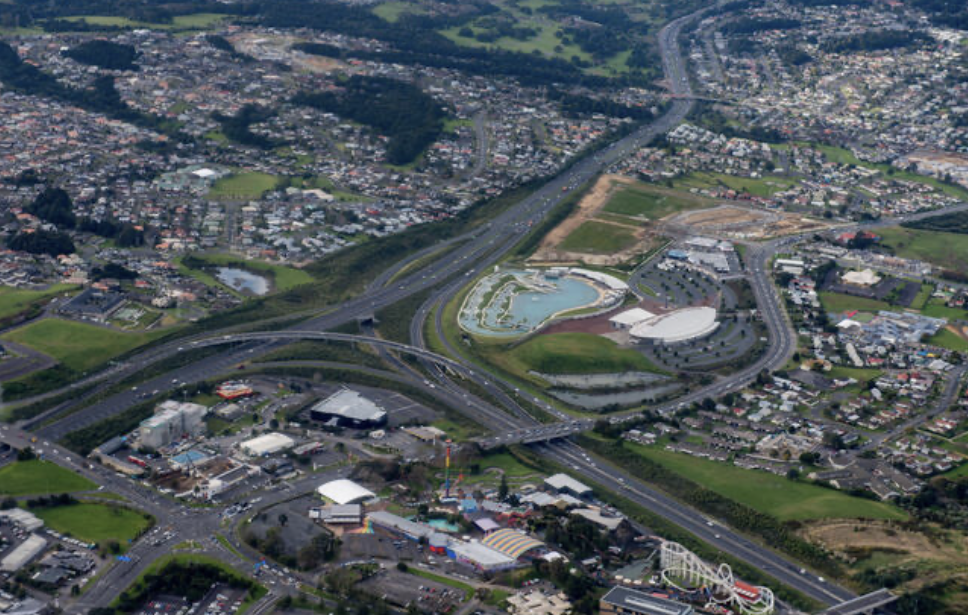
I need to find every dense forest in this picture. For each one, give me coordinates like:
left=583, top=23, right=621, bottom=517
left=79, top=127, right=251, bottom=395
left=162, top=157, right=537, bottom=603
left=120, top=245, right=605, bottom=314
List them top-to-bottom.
left=911, top=0, right=968, bottom=30
left=821, top=30, right=930, bottom=54
left=205, top=34, right=254, bottom=63
left=62, top=40, right=138, bottom=70
left=291, top=42, right=341, bottom=58
left=292, top=75, right=446, bottom=166
left=547, top=89, right=655, bottom=121
left=8, top=229, right=76, bottom=256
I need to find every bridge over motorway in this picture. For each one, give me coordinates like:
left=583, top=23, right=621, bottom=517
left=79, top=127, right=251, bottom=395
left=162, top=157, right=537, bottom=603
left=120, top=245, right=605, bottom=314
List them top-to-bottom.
left=821, top=589, right=897, bottom=615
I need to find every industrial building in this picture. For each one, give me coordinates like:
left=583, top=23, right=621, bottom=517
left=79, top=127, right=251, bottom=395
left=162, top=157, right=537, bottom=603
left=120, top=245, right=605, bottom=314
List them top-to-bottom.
left=629, top=307, right=719, bottom=346
left=609, top=308, right=656, bottom=330
left=309, top=388, right=388, bottom=428
left=138, top=401, right=207, bottom=449
left=240, top=432, right=295, bottom=457
left=544, top=473, right=592, bottom=498
left=317, top=479, right=375, bottom=505
left=310, top=504, right=362, bottom=525
left=0, top=509, right=43, bottom=532
left=1, top=535, right=47, bottom=573
left=600, top=587, right=694, bottom=615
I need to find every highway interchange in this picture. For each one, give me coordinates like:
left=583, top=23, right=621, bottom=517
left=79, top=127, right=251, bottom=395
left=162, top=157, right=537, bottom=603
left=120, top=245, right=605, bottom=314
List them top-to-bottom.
left=6, top=4, right=967, bottom=613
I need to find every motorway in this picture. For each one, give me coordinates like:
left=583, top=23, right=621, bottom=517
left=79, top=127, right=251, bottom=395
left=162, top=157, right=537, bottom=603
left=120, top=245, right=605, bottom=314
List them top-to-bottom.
left=7, top=3, right=965, bottom=612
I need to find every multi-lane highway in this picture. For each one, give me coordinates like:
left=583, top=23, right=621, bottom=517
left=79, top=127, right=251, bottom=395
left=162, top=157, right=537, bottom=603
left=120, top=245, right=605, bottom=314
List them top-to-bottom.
left=7, top=3, right=960, bottom=612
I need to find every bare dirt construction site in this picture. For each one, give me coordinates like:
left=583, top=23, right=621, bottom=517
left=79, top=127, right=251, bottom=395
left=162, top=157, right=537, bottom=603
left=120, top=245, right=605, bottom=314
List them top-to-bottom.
left=230, top=33, right=345, bottom=73
left=529, top=174, right=655, bottom=266
left=667, top=204, right=829, bottom=239
left=800, top=520, right=968, bottom=592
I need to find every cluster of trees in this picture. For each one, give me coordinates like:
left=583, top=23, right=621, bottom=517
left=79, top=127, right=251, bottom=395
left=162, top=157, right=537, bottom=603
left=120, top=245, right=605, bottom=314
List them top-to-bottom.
left=911, top=0, right=968, bottom=30
left=257, top=1, right=618, bottom=88
left=459, top=15, right=537, bottom=44
left=821, top=30, right=930, bottom=54
left=205, top=34, right=254, bottom=63
left=63, top=40, right=138, bottom=71
left=0, top=42, right=183, bottom=138
left=291, top=42, right=341, bottom=58
left=777, top=44, right=813, bottom=67
left=292, top=75, right=446, bottom=165
left=548, top=89, right=655, bottom=121
left=689, top=102, right=787, bottom=143
left=212, top=104, right=280, bottom=150
left=27, top=187, right=75, bottom=228
left=904, top=210, right=968, bottom=234
left=78, top=217, right=146, bottom=247
left=8, top=229, right=75, bottom=256
left=92, top=262, right=137, bottom=281
left=24, top=493, right=78, bottom=509
left=111, top=560, right=259, bottom=613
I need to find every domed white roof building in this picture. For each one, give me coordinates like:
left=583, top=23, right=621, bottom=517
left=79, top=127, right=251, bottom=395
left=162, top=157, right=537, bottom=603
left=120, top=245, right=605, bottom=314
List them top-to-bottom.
left=629, top=306, right=718, bottom=345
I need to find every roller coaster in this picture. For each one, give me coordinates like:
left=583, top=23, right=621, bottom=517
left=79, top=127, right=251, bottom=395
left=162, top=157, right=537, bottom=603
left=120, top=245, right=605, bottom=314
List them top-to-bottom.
left=660, top=541, right=775, bottom=615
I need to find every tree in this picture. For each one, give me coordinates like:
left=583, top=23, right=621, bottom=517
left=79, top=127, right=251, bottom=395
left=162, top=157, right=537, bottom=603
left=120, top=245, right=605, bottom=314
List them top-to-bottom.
left=499, top=474, right=509, bottom=501
left=278, top=513, right=288, bottom=527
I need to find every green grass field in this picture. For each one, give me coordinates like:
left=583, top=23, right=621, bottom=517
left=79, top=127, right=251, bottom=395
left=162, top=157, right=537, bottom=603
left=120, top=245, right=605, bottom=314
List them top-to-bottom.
left=372, top=1, right=425, bottom=22
left=61, top=13, right=225, bottom=30
left=441, top=23, right=593, bottom=67
left=207, top=172, right=281, bottom=200
left=672, top=172, right=797, bottom=198
left=603, top=183, right=713, bottom=219
left=559, top=220, right=638, bottom=254
left=878, top=226, right=968, bottom=272
left=184, top=253, right=314, bottom=292
left=0, top=284, right=78, bottom=321
left=818, top=292, right=894, bottom=315
left=921, top=299, right=968, bottom=320
left=1, top=318, right=168, bottom=372
left=927, top=328, right=968, bottom=352
left=499, top=332, right=662, bottom=376
left=826, top=365, right=883, bottom=383
left=626, top=444, right=907, bottom=522
left=0, top=460, right=95, bottom=496
left=34, top=503, right=152, bottom=544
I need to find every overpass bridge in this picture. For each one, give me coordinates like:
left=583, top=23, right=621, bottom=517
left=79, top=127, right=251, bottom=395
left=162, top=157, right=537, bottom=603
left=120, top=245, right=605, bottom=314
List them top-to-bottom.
left=821, top=589, right=897, bottom=615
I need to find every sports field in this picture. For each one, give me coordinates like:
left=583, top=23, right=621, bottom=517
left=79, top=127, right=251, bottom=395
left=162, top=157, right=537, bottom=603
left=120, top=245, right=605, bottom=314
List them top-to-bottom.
left=61, top=13, right=226, bottom=30
left=207, top=172, right=281, bottom=200
left=672, top=172, right=797, bottom=198
left=603, top=183, right=711, bottom=219
left=559, top=221, right=638, bottom=254
left=1, top=318, right=168, bottom=372
left=927, top=328, right=968, bottom=352
left=627, top=444, right=907, bottom=522
left=0, top=460, right=95, bottom=496
left=34, top=503, right=152, bottom=544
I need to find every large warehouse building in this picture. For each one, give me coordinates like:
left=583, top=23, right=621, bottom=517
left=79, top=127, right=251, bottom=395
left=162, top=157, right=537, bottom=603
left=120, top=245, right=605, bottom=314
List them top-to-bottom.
left=629, top=307, right=718, bottom=346
left=310, top=388, right=387, bottom=429
left=240, top=432, right=295, bottom=457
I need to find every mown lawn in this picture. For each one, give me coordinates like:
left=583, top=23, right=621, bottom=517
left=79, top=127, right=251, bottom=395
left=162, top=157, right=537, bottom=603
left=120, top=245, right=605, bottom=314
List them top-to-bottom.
left=207, top=171, right=281, bottom=200
left=672, top=172, right=797, bottom=197
left=603, top=183, right=712, bottom=218
left=559, top=220, right=637, bottom=254
left=878, top=226, right=968, bottom=272
left=0, top=284, right=78, bottom=320
left=818, top=292, right=894, bottom=315
left=1, top=318, right=168, bottom=372
left=927, top=328, right=968, bottom=352
left=499, top=332, right=662, bottom=376
left=626, top=444, right=908, bottom=522
left=0, top=460, right=95, bottom=496
left=34, top=503, right=152, bottom=544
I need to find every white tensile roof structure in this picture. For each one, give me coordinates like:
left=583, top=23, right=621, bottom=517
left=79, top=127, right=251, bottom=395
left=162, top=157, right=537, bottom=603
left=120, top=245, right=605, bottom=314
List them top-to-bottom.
left=630, top=306, right=718, bottom=344
left=317, top=479, right=376, bottom=505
